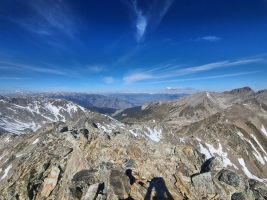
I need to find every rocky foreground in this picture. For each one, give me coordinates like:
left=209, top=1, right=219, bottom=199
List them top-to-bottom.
left=0, top=87, right=267, bottom=199
left=0, top=116, right=266, bottom=199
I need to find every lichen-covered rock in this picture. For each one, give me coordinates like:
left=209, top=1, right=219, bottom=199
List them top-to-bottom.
left=218, top=169, right=242, bottom=188
left=192, top=172, right=216, bottom=195
left=249, top=179, right=267, bottom=199
left=231, top=192, right=246, bottom=200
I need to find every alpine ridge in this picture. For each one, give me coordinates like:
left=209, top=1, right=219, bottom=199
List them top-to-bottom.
left=0, top=87, right=266, bottom=200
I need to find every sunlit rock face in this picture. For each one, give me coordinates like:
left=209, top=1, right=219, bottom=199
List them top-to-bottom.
left=0, top=87, right=267, bottom=199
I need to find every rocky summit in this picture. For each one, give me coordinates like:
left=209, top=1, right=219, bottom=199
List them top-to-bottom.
left=0, top=87, right=267, bottom=200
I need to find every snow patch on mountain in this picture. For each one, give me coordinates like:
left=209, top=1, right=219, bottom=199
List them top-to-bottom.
left=206, top=92, right=215, bottom=103
left=0, top=97, right=87, bottom=134
left=45, top=102, right=65, bottom=121
left=66, top=102, right=79, bottom=117
left=0, top=118, right=40, bottom=135
left=97, top=123, right=112, bottom=134
left=261, top=125, right=267, bottom=138
left=144, top=127, right=162, bottom=142
left=131, top=129, right=139, bottom=137
left=236, top=131, right=266, bottom=164
left=251, top=135, right=267, bottom=157
left=179, top=137, right=186, bottom=143
left=245, top=137, right=265, bottom=164
left=32, top=138, right=39, bottom=145
left=197, top=139, right=237, bottom=169
left=199, top=143, right=212, bottom=159
left=206, top=143, right=238, bottom=169
left=16, top=153, right=23, bottom=158
left=238, top=158, right=267, bottom=183
left=0, top=164, right=12, bottom=181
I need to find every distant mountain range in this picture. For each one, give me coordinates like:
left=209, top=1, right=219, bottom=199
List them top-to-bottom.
left=3, top=92, right=187, bottom=115
left=107, top=93, right=187, bottom=106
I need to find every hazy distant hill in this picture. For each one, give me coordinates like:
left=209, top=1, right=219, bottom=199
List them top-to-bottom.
left=3, top=92, right=188, bottom=115
left=107, top=93, right=187, bottom=106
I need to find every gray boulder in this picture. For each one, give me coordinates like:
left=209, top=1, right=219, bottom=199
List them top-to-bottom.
left=108, top=169, right=131, bottom=199
left=218, top=169, right=241, bottom=188
left=192, top=172, right=216, bottom=195
left=231, top=192, right=245, bottom=200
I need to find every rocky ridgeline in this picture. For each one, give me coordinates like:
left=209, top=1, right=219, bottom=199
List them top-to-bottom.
left=114, top=87, right=267, bottom=183
left=0, top=118, right=266, bottom=200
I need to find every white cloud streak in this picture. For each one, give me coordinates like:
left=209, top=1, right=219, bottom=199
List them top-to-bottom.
left=14, top=0, right=78, bottom=38
left=126, top=0, right=174, bottom=42
left=194, top=36, right=222, bottom=42
left=123, top=57, right=265, bottom=84
left=167, top=58, right=263, bottom=77
left=0, top=60, right=69, bottom=76
left=87, top=65, right=106, bottom=73
left=149, top=71, right=261, bottom=84
left=123, top=73, right=153, bottom=84
left=103, top=76, right=115, bottom=84
left=0, top=77, right=24, bottom=80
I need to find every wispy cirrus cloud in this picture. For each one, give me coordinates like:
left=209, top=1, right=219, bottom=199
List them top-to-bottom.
left=13, top=0, right=79, bottom=39
left=125, top=0, right=174, bottom=42
left=134, top=4, right=147, bottom=42
left=193, top=36, right=222, bottom=42
left=123, top=57, right=265, bottom=84
left=169, top=58, right=263, bottom=76
left=0, top=60, right=71, bottom=76
left=87, top=65, right=106, bottom=73
left=149, top=71, right=261, bottom=84
left=123, top=72, right=153, bottom=84
left=103, top=76, right=115, bottom=84
left=0, top=77, right=24, bottom=80
left=164, top=87, right=200, bottom=94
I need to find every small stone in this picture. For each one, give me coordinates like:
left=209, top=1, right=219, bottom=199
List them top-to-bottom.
left=92, top=122, right=98, bottom=128
left=60, top=126, right=68, bottom=133
left=79, top=129, right=89, bottom=139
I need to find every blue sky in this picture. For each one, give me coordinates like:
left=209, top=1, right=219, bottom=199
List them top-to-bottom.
left=0, top=0, right=267, bottom=93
